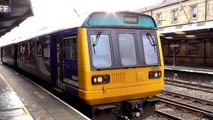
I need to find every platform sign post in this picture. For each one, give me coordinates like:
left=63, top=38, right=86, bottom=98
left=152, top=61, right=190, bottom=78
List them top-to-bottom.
left=170, top=44, right=179, bottom=66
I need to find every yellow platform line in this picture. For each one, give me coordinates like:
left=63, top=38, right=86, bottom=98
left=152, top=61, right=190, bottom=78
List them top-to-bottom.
left=0, top=73, right=13, bottom=91
left=0, top=73, right=33, bottom=119
left=22, top=106, right=34, bottom=120
left=22, top=107, right=30, bottom=115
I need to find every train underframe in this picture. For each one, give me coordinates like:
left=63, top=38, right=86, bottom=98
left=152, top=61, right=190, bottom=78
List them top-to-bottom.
left=91, top=97, right=159, bottom=120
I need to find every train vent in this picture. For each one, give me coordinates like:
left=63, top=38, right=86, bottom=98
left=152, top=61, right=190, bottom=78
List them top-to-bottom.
left=111, top=72, right=126, bottom=83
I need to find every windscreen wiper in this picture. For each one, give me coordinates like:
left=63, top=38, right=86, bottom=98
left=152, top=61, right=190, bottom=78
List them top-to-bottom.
left=92, top=32, right=102, bottom=54
left=146, top=32, right=156, bottom=52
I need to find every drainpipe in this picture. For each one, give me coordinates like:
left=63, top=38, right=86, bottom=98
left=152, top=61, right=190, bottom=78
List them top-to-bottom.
left=205, top=0, right=207, bottom=21
left=204, top=39, right=206, bottom=64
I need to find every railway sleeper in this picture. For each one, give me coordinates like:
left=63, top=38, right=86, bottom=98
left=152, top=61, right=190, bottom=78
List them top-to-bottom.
left=91, top=98, right=159, bottom=120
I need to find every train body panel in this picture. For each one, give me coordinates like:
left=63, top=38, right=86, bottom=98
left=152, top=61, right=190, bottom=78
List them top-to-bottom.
left=0, top=11, right=164, bottom=119
left=77, top=27, right=164, bottom=105
left=1, top=44, right=16, bottom=66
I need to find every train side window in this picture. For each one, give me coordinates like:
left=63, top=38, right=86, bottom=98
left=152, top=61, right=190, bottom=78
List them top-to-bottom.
left=63, top=36, right=77, bottom=60
left=43, top=37, right=50, bottom=58
left=30, top=41, right=36, bottom=57
left=36, top=41, right=42, bottom=57
left=211, top=41, right=213, bottom=57
left=27, top=43, right=30, bottom=57
left=22, top=45, right=26, bottom=61
left=17, top=46, right=20, bottom=61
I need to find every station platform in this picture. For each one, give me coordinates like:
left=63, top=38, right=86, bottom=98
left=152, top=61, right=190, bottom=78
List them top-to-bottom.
left=0, top=62, right=89, bottom=120
left=165, top=65, right=213, bottom=75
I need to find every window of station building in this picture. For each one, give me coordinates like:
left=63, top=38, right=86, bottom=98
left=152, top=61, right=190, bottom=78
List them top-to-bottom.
left=191, top=5, right=198, bottom=19
left=172, top=9, right=178, bottom=22
left=156, top=13, right=162, bottom=25
left=63, top=36, right=77, bottom=60
left=42, top=37, right=50, bottom=58
left=187, top=41, right=199, bottom=56
left=169, top=42, right=180, bottom=56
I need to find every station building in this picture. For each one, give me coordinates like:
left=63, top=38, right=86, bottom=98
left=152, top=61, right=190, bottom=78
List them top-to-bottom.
left=138, top=0, right=213, bottom=67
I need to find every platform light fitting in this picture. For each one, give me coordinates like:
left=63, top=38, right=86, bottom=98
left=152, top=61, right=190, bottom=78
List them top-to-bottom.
left=175, top=31, right=185, bottom=35
left=186, top=35, right=196, bottom=38
left=165, top=36, right=173, bottom=39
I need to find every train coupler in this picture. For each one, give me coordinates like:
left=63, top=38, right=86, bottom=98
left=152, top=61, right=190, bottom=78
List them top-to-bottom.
left=121, top=97, right=159, bottom=119
left=121, top=100, right=144, bottom=118
left=92, top=104, right=119, bottom=120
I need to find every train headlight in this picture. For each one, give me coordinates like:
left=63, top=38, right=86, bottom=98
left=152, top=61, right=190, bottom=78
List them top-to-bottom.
left=149, top=71, right=162, bottom=79
left=92, top=75, right=110, bottom=85
left=97, top=77, right=103, bottom=83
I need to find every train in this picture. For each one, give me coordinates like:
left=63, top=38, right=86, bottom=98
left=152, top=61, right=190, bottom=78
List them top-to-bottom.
left=0, top=11, right=164, bottom=120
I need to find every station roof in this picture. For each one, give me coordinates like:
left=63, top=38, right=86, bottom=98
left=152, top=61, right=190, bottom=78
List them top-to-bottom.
left=0, top=0, right=33, bottom=38
left=137, top=0, right=187, bottom=13
left=160, top=21, right=213, bottom=40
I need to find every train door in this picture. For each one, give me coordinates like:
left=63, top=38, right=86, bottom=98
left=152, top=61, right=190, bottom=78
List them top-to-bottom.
left=61, top=34, right=78, bottom=95
left=51, top=35, right=63, bottom=89
left=56, top=38, right=63, bottom=88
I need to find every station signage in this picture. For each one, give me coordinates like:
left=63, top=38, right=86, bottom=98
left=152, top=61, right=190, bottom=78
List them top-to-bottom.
left=0, top=5, right=10, bottom=13
left=170, top=44, right=179, bottom=47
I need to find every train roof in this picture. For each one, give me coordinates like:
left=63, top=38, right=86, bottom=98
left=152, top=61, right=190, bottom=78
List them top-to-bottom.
left=3, top=11, right=157, bottom=44
left=82, top=11, right=157, bottom=29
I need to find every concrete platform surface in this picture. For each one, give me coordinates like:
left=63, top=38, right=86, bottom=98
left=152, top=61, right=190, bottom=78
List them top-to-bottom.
left=0, top=63, right=89, bottom=120
left=0, top=67, right=33, bottom=120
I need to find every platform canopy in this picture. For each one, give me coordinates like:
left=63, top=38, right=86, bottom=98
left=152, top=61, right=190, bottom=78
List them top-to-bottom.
left=0, top=0, right=33, bottom=38
left=160, top=21, right=213, bottom=40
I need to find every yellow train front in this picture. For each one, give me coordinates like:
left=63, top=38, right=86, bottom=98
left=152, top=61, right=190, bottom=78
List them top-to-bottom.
left=76, top=12, right=164, bottom=119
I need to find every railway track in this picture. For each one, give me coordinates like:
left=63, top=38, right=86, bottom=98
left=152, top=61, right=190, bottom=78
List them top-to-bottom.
left=165, top=78, right=213, bottom=93
left=156, top=90, right=213, bottom=119
left=155, top=110, right=182, bottom=120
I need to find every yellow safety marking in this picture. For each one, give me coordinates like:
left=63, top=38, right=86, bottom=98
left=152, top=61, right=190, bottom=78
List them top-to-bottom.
left=0, top=73, right=13, bottom=91
left=34, top=91, right=45, bottom=99
left=22, top=106, right=30, bottom=115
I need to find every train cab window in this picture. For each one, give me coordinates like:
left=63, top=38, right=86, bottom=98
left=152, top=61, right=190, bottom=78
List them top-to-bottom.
left=142, top=32, right=159, bottom=65
left=118, top=33, right=137, bottom=66
left=90, top=34, right=112, bottom=68
left=63, top=36, right=77, bottom=60
left=43, top=37, right=50, bottom=58
left=36, top=41, right=42, bottom=57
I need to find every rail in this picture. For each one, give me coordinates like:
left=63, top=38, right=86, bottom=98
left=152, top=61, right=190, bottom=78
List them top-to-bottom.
left=157, top=90, right=213, bottom=119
